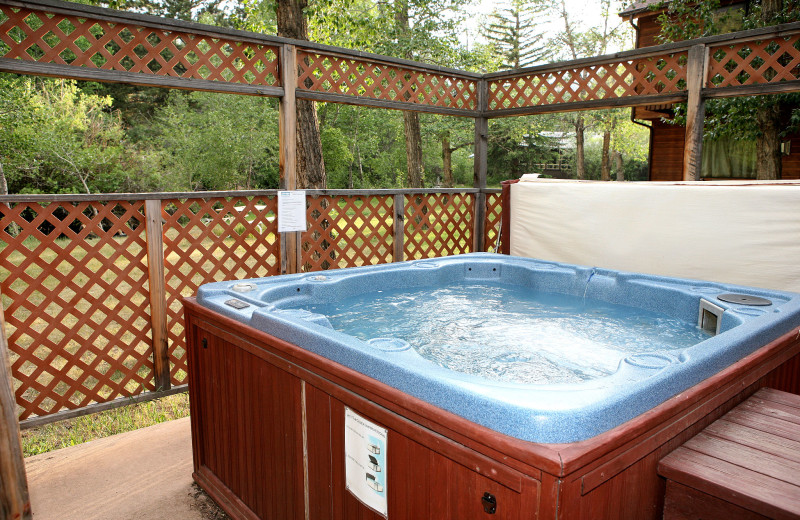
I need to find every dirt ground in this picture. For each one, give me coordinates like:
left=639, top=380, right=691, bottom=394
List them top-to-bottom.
left=25, top=417, right=228, bottom=520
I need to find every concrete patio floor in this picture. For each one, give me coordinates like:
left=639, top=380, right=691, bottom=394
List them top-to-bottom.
left=25, top=417, right=227, bottom=520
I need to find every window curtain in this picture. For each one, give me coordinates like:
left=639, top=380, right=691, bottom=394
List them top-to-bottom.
left=701, top=138, right=757, bottom=178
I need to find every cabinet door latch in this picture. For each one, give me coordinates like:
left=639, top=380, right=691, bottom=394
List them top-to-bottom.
left=202, top=338, right=208, bottom=349
left=481, top=492, right=497, bottom=514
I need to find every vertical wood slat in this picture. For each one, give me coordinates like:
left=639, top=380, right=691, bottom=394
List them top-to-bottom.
left=280, top=44, right=299, bottom=275
left=683, top=44, right=708, bottom=181
left=473, top=79, right=489, bottom=253
left=472, top=193, right=486, bottom=253
left=393, top=194, right=405, bottom=262
left=144, top=199, right=171, bottom=392
left=0, top=287, right=32, bottom=520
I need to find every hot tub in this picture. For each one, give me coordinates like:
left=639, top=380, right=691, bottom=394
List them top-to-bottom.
left=185, top=253, right=800, bottom=519
left=195, top=253, right=800, bottom=443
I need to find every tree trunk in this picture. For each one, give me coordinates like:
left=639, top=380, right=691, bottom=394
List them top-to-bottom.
left=277, top=0, right=326, bottom=189
left=396, top=1, right=424, bottom=188
left=756, top=104, right=782, bottom=180
left=404, top=112, right=424, bottom=187
left=575, top=116, right=585, bottom=180
left=601, top=130, right=611, bottom=181
left=442, top=133, right=454, bottom=188
left=614, top=151, right=624, bottom=181
left=0, top=161, right=8, bottom=197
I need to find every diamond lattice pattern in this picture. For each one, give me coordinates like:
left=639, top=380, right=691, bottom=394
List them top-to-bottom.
left=0, top=5, right=280, bottom=86
left=708, top=34, right=800, bottom=87
left=297, top=51, right=477, bottom=110
left=488, top=53, right=688, bottom=110
left=403, top=193, right=474, bottom=260
left=483, top=193, right=502, bottom=252
left=301, top=195, right=394, bottom=271
left=161, top=196, right=279, bottom=384
left=0, top=201, right=152, bottom=419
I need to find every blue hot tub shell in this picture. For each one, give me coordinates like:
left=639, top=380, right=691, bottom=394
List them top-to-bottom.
left=196, top=253, right=800, bottom=443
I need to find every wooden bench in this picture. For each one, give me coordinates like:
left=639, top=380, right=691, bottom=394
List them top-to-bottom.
left=658, top=388, right=800, bottom=520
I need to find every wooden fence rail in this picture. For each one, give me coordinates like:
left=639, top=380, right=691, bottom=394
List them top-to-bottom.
left=0, top=189, right=501, bottom=426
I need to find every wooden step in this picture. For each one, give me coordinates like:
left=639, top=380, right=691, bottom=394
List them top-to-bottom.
left=658, top=388, right=800, bottom=520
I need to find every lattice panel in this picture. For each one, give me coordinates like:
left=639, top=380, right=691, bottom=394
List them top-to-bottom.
left=0, top=5, right=280, bottom=86
left=708, top=33, right=800, bottom=88
left=297, top=51, right=477, bottom=110
left=488, top=53, right=688, bottom=110
left=403, top=193, right=474, bottom=260
left=483, top=193, right=502, bottom=252
left=301, top=195, right=394, bottom=272
left=162, top=196, right=279, bottom=384
left=0, top=201, right=152, bottom=420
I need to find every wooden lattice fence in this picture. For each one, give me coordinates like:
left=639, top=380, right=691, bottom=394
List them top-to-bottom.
left=0, top=190, right=499, bottom=425
left=161, top=196, right=280, bottom=386
left=0, top=200, right=154, bottom=421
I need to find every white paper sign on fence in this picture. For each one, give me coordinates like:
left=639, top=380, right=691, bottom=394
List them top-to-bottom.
left=277, top=190, right=307, bottom=232
left=344, top=407, right=388, bottom=517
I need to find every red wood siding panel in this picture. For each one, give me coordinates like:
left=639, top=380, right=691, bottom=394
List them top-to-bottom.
left=636, top=15, right=664, bottom=48
left=650, top=120, right=686, bottom=181
left=781, top=135, right=800, bottom=180
left=189, top=326, right=304, bottom=519
left=327, top=398, right=539, bottom=520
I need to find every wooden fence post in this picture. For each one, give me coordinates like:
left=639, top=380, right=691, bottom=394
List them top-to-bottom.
left=280, top=44, right=300, bottom=275
left=683, top=44, right=708, bottom=181
left=473, top=79, right=489, bottom=252
left=393, top=194, right=405, bottom=262
left=144, top=199, right=170, bottom=392
left=0, top=288, right=32, bottom=520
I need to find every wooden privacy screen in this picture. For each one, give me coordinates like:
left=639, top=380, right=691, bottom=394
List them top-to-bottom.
left=3, top=0, right=800, bottom=115
left=0, top=4, right=280, bottom=88
left=708, top=32, right=800, bottom=88
left=297, top=51, right=478, bottom=111
left=487, top=53, right=688, bottom=111
left=0, top=191, right=498, bottom=422
left=403, top=193, right=474, bottom=260
left=301, top=194, right=394, bottom=272
left=161, top=196, right=279, bottom=386
left=0, top=201, right=153, bottom=420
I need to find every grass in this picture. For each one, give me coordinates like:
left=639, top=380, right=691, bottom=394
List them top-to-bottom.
left=21, top=392, right=190, bottom=457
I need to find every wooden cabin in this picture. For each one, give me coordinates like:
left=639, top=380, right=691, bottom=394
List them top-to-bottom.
left=620, top=0, right=800, bottom=181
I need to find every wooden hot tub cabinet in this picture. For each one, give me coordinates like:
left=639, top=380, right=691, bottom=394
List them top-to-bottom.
left=184, top=298, right=800, bottom=520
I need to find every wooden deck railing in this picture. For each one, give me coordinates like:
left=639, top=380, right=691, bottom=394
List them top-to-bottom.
left=0, top=189, right=501, bottom=426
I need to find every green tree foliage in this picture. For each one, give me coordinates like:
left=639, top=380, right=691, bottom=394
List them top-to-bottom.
left=484, top=0, right=550, bottom=69
left=0, top=75, right=156, bottom=194
left=0, top=75, right=39, bottom=195
left=154, top=91, right=280, bottom=190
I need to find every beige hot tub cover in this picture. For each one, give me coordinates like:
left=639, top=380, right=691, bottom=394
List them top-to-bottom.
left=509, top=179, right=800, bottom=293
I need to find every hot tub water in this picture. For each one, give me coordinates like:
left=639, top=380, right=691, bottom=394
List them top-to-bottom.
left=301, top=282, right=710, bottom=385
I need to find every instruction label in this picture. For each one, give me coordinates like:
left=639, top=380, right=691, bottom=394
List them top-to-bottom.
left=277, top=190, right=307, bottom=232
left=345, top=407, right=388, bottom=517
